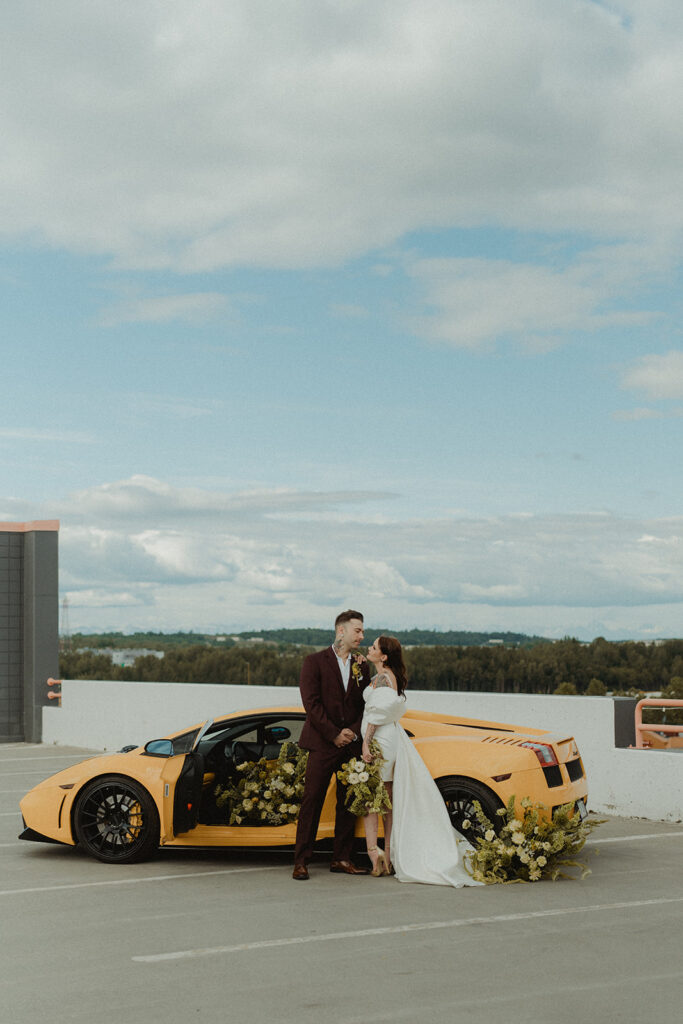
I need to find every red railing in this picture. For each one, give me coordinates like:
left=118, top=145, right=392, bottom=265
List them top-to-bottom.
left=634, top=698, right=683, bottom=749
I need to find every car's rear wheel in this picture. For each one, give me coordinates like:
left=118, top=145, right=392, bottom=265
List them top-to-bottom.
left=74, top=775, right=159, bottom=864
left=436, top=776, right=504, bottom=841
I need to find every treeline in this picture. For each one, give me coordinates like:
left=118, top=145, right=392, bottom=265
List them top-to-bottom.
left=69, top=627, right=547, bottom=650
left=60, top=636, right=683, bottom=695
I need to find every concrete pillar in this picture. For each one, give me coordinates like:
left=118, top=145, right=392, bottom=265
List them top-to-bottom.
left=0, top=522, right=59, bottom=743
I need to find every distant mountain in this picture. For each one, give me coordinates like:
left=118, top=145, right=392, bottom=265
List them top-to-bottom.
left=71, top=627, right=548, bottom=650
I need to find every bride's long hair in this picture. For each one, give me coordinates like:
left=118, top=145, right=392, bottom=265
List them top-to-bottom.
left=378, top=635, right=408, bottom=697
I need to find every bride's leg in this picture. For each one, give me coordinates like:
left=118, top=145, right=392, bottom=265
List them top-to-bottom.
left=382, top=783, right=393, bottom=869
left=364, top=812, right=380, bottom=869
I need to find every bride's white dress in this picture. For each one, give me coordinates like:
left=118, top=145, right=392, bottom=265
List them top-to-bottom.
left=361, top=685, right=482, bottom=888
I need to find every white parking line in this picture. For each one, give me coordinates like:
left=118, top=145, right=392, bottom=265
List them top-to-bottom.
left=0, top=754, right=100, bottom=763
left=0, top=770, right=78, bottom=777
left=0, top=811, right=20, bottom=817
left=586, top=831, right=683, bottom=844
left=0, top=864, right=278, bottom=897
left=132, top=895, right=683, bottom=963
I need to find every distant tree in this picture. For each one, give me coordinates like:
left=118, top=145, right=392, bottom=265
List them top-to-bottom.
left=585, top=677, right=607, bottom=696
left=554, top=681, right=577, bottom=695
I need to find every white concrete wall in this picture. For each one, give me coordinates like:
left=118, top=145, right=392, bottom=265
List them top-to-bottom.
left=42, top=680, right=683, bottom=823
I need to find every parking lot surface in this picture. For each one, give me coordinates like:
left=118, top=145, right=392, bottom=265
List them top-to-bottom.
left=2, top=744, right=682, bottom=1024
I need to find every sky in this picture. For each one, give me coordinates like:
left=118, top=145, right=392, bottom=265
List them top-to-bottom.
left=2, top=0, right=683, bottom=641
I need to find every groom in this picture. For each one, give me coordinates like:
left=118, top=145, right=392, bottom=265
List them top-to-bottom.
left=292, top=610, right=371, bottom=880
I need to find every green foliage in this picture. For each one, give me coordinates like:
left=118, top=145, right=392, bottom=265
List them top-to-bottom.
left=60, top=633, right=683, bottom=697
left=585, top=677, right=607, bottom=696
left=554, top=681, right=578, bottom=695
left=337, top=740, right=392, bottom=816
left=214, top=742, right=308, bottom=825
left=463, top=796, right=605, bottom=884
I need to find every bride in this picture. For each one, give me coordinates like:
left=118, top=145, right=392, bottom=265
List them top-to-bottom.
left=361, top=635, right=482, bottom=887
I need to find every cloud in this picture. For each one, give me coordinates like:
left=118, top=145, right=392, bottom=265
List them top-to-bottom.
left=3, top=1, right=683, bottom=273
left=406, top=245, right=662, bottom=347
left=98, top=292, right=230, bottom=327
left=621, top=350, right=683, bottom=399
left=67, top=475, right=395, bottom=523
left=44, top=476, right=683, bottom=637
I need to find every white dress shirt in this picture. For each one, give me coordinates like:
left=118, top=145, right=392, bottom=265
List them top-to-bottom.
left=331, top=645, right=352, bottom=691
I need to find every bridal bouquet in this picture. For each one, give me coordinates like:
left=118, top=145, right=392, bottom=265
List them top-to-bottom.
left=337, top=740, right=392, bottom=816
left=215, top=741, right=309, bottom=826
left=463, top=795, right=604, bottom=884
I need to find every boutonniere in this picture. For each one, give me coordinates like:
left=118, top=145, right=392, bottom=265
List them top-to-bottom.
left=351, top=656, right=364, bottom=686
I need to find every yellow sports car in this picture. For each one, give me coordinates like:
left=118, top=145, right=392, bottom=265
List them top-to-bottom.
left=19, top=705, right=588, bottom=863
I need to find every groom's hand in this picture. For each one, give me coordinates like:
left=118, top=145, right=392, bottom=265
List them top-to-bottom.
left=334, top=728, right=355, bottom=747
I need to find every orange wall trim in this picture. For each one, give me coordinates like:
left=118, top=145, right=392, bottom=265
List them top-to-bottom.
left=0, top=520, right=60, bottom=532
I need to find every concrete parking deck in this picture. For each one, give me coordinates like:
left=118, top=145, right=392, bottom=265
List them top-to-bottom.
left=2, top=745, right=681, bottom=1024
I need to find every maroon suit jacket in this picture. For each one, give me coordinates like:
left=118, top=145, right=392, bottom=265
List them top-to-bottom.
left=298, top=647, right=370, bottom=752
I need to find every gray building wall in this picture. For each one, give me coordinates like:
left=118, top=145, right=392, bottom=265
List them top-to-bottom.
left=0, top=522, right=59, bottom=743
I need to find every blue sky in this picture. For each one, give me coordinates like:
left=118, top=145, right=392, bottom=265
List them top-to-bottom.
left=3, top=0, right=683, bottom=640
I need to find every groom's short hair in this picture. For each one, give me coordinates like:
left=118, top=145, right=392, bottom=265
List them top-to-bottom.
left=335, top=609, right=364, bottom=628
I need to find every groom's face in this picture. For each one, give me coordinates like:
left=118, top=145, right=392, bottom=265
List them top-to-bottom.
left=338, top=618, right=364, bottom=650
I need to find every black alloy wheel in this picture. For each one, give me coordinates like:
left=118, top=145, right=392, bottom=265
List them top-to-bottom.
left=74, top=775, right=159, bottom=864
left=436, top=776, right=504, bottom=842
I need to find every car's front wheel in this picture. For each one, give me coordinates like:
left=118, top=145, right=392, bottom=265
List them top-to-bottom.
left=74, top=775, right=159, bottom=864
left=436, top=776, right=504, bottom=842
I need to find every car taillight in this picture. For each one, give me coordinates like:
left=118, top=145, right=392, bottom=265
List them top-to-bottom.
left=520, top=741, right=558, bottom=767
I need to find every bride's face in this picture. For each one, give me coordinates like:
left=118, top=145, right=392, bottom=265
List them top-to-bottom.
left=367, top=639, right=385, bottom=667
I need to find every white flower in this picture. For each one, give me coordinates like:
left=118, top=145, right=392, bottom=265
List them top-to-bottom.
left=354, top=761, right=365, bottom=772
left=282, top=763, right=295, bottom=775
left=348, top=772, right=360, bottom=785
left=358, top=772, right=369, bottom=783
left=263, top=790, right=272, bottom=799
left=242, top=799, right=252, bottom=810
left=278, top=803, right=288, bottom=813
left=289, top=805, right=298, bottom=814
left=461, top=819, right=471, bottom=829
left=509, top=819, right=522, bottom=830
left=485, top=829, right=495, bottom=842
left=512, top=832, right=525, bottom=845
left=518, top=852, right=530, bottom=864
left=537, top=855, right=547, bottom=867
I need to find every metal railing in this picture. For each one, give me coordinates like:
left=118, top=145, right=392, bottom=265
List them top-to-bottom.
left=634, top=698, right=683, bottom=749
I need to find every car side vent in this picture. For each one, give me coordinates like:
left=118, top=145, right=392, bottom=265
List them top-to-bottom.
left=566, top=757, right=584, bottom=782
left=543, top=765, right=563, bottom=788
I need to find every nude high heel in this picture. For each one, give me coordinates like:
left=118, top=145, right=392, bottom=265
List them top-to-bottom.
left=367, top=846, right=388, bottom=877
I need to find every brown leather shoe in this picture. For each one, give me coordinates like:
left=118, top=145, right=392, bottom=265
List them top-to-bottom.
left=329, top=860, right=369, bottom=875
left=292, top=863, right=309, bottom=880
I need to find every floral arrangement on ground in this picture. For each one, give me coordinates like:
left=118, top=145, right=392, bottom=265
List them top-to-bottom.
left=337, top=739, right=392, bottom=816
left=215, top=741, right=309, bottom=826
left=463, top=796, right=605, bottom=883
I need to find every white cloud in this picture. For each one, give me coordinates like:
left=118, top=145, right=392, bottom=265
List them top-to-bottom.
left=2, top=1, right=683, bottom=273
left=406, top=245, right=662, bottom=347
left=98, top=292, right=230, bottom=327
left=621, top=350, right=683, bottom=398
left=46, top=476, right=683, bottom=637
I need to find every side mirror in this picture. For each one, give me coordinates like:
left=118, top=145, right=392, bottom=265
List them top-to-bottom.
left=266, top=726, right=291, bottom=741
left=144, top=739, right=175, bottom=757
